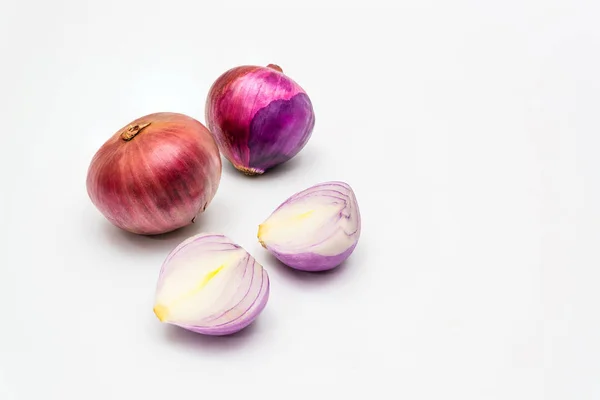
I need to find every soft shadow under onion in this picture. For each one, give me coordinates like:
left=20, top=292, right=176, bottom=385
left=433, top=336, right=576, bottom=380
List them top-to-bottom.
left=222, top=145, right=319, bottom=182
left=95, top=198, right=232, bottom=254
left=161, top=318, right=263, bottom=352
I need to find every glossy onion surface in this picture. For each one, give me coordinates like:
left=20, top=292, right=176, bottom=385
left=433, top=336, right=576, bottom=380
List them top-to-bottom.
left=205, top=64, right=315, bottom=175
left=87, top=112, right=222, bottom=235
left=258, top=181, right=361, bottom=271
left=153, top=233, right=270, bottom=335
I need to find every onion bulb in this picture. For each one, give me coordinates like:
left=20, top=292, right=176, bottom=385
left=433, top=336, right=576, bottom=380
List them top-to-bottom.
left=205, top=64, right=315, bottom=175
left=86, top=112, right=222, bottom=235
left=258, top=181, right=361, bottom=271
left=153, top=233, right=270, bottom=335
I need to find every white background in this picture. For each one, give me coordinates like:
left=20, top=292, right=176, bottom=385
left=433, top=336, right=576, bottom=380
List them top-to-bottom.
left=1, top=1, right=599, bottom=399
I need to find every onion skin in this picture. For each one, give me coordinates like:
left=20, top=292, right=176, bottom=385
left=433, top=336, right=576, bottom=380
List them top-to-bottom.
left=205, top=64, right=315, bottom=175
left=86, top=112, right=222, bottom=235
left=258, top=181, right=361, bottom=272
left=153, top=233, right=270, bottom=336
left=265, top=245, right=358, bottom=272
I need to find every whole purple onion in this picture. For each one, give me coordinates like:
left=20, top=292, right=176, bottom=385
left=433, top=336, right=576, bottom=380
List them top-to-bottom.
left=205, top=64, right=315, bottom=175
left=258, top=181, right=361, bottom=272
left=153, top=233, right=270, bottom=335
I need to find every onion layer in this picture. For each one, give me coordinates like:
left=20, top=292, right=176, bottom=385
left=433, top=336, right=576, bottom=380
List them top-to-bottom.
left=205, top=64, right=315, bottom=175
left=86, top=112, right=222, bottom=235
left=258, top=181, right=361, bottom=271
left=153, top=233, right=270, bottom=335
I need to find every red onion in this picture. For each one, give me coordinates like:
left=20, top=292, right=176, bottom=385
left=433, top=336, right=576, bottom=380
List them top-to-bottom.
left=205, top=64, right=315, bottom=175
left=86, top=112, right=222, bottom=235
left=258, top=181, right=361, bottom=271
left=153, top=233, right=270, bottom=335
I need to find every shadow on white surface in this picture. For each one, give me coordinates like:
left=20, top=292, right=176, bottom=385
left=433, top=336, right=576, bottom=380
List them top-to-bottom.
left=221, top=145, right=319, bottom=181
left=92, top=199, right=234, bottom=255
left=97, top=220, right=204, bottom=254
left=160, top=319, right=262, bottom=351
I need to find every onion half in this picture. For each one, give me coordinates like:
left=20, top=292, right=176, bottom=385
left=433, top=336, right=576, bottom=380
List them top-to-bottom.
left=86, top=112, right=222, bottom=235
left=258, top=181, right=361, bottom=271
left=153, top=233, right=270, bottom=335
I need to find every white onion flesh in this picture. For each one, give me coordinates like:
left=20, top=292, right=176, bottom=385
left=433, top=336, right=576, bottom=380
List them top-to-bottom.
left=258, top=181, right=361, bottom=271
left=153, top=233, right=269, bottom=335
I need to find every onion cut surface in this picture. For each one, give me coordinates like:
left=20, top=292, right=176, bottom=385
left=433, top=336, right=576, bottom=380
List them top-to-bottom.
left=258, top=181, right=361, bottom=271
left=154, top=233, right=269, bottom=335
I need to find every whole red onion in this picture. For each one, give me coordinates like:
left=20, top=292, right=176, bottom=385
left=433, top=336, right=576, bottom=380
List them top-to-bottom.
left=205, top=64, right=315, bottom=175
left=86, top=112, right=222, bottom=235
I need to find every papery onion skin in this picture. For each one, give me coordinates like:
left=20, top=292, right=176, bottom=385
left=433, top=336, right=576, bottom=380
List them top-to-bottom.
left=205, top=64, right=315, bottom=175
left=86, top=112, right=222, bottom=235
left=258, top=181, right=361, bottom=272
left=153, top=233, right=270, bottom=336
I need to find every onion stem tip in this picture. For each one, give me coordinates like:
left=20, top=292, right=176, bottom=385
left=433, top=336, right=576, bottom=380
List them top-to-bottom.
left=266, top=64, right=283, bottom=73
left=121, top=122, right=151, bottom=141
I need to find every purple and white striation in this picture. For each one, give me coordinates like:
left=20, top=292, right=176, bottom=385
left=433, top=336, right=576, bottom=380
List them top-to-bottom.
left=205, top=64, right=315, bottom=175
left=258, top=182, right=361, bottom=272
left=153, top=233, right=269, bottom=335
